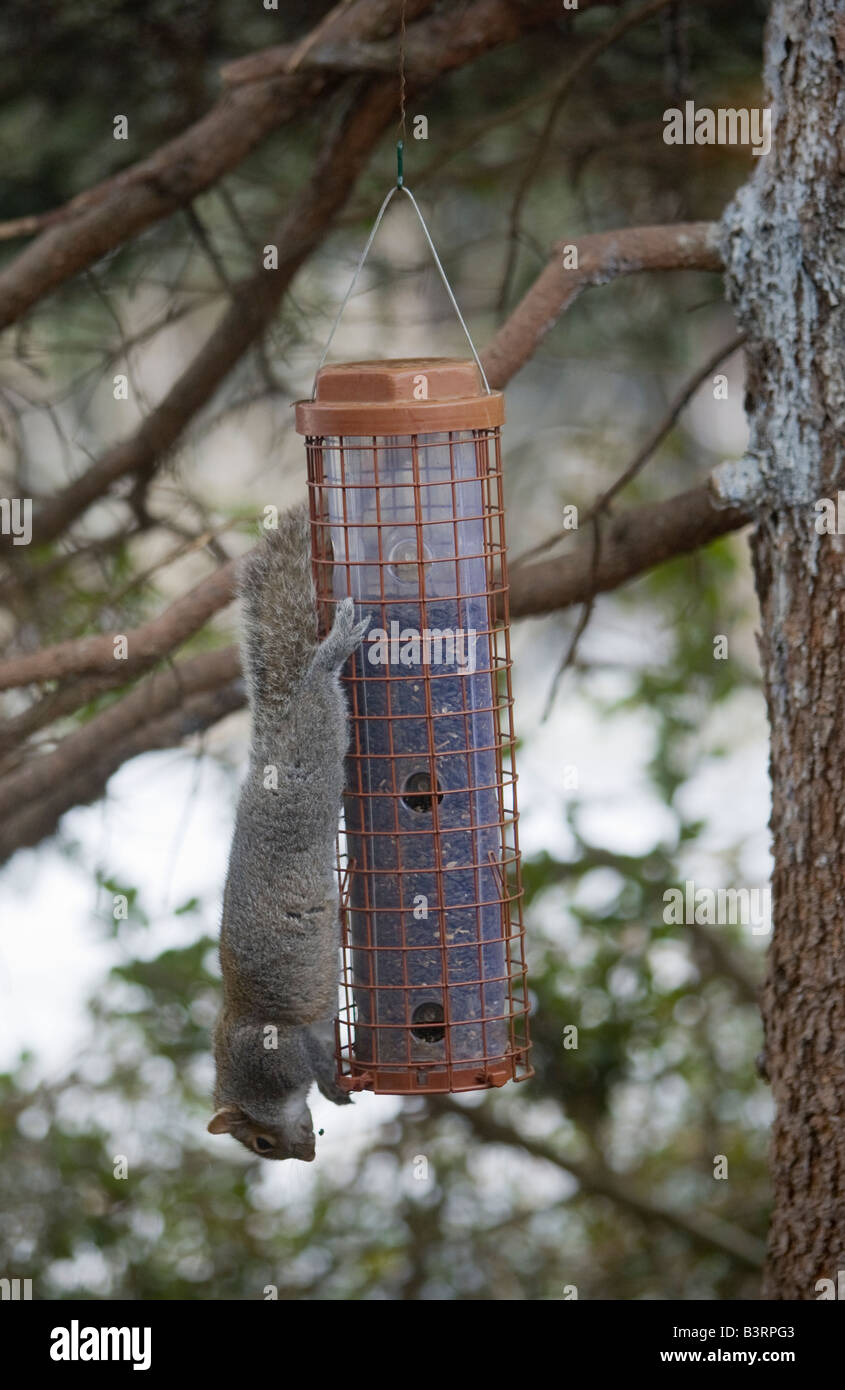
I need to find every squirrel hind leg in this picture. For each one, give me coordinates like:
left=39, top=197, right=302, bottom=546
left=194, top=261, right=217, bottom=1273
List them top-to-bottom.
left=311, top=598, right=370, bottom=674
left=305, top=1027, right=353, bottom=1106
left=316, top=1074, right=354, bottom=1107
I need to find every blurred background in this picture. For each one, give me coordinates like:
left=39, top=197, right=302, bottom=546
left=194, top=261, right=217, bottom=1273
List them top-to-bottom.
left=0, top=0, right=773, bottom=1299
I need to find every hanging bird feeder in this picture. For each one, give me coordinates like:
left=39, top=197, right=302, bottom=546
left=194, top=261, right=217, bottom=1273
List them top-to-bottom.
left=294, top=187, right=531, bottom=1095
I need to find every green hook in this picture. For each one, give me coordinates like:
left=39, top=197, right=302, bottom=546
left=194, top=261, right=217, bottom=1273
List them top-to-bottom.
left=396, top=140, right=404, bottom=188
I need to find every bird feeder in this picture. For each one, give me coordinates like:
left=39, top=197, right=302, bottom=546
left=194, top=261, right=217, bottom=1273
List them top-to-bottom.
left=296, top=357, right=530, bottom=1096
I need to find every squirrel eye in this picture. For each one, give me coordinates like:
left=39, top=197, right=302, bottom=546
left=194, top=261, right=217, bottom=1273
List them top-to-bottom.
left=254, top=1136, right=273, bottom=1152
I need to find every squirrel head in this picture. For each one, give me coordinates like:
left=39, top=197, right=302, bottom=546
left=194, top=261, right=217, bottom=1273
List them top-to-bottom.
left=207, top=1101, right=316, bottom=1162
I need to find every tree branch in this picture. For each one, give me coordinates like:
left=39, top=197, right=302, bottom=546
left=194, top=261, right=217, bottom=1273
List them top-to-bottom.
left=0, top=0, right=436, bottom=329
left=0, top=0, right=582, bottom=323
left=2, top=0, right=570, bottom=556
left=222, top=0, right=588, bottom=86
left=496, top=0, right=683, bottom=313
left=0, top=9, right=743, bottom=856
left=221, top=38, right=403, bottom=85
left=5, top=78, right=394, bottom=554
left=13, top=220, right=723, bottom=557
left=482, top=222, right=723, bottom=389
left=518, top=332, right=746, bottom=707
left=1, top=471, right=751, bottom=700
left=0, top=476, right=754, bottom=860
left=508, top=481, right=752, bottom=619
left=0, top=560, right=237, bottom=692
left=0, top=646, right=240, bottom=833
left=0, top=675, right=245, bottom=862
left=432, top=1097, right=765, bottom=1268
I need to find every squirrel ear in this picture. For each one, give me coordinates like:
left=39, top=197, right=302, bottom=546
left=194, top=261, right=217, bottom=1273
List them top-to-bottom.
left=207, top=1107, right=241, bottom=1135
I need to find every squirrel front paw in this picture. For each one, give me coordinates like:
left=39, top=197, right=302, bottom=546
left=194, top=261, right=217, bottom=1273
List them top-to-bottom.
left=314, top=598, right=371, bottom=671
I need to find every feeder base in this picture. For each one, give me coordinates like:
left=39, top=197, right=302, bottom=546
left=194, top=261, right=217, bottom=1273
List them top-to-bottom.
left=337, top=1054, right=530, bottom=1096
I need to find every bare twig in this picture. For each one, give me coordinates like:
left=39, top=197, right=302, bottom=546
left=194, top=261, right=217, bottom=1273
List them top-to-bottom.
left=0, top=0, right=438, bottom=327
left=1, top=0, right=571, bottom=556
left=285, top=0, right=361, bottom=76
left=497, top=0, right=682, bottom=313
left=2, top=78, right=393, bottom=553
left=0, top=210, right=67, bottom=243
left=482, top=221, right=723, bottom=390
left=520, top=320, right=746, bottom=706
left=514, top=331, right=746, bottom=572
left=582, top=333, right=747, bottom=524
left=0, top=471, right=754, bottom=860
left=508, top=480, right=752, bottom=620
left=540, top=513, right=603, bottom=720
left=0, top=560, right=237, bottom=692
left=0, top=646, right=240, bottom=827
left=0, top=671, right=244, bottom=861
left=431, top=1097, right=765, bottom=1268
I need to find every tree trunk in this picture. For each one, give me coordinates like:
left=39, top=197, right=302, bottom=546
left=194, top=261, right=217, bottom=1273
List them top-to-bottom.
left=720, top=0, right=845, bottom=1299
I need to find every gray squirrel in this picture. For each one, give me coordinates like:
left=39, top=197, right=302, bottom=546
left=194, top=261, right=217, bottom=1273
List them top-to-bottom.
left=207, top=503, right=369, bottom=1161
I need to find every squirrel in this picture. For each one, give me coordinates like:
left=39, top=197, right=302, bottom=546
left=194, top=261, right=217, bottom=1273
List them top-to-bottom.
left=207, top=502, right=369, bottom=1161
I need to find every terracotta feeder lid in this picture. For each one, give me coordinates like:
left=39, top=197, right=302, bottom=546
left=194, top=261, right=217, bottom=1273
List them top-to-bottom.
left=294, top=357, right=504, bottom=436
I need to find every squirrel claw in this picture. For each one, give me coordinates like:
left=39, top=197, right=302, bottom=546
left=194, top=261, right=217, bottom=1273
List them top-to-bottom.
left=314, top=599, right=371, bottom=670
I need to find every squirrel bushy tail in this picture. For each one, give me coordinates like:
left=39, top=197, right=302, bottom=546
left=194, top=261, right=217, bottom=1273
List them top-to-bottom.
left=238, top=502, right=317, bottom=737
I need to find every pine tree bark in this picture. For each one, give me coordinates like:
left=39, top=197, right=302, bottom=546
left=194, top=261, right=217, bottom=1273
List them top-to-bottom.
left=720, top=0, right=845, bottom=1299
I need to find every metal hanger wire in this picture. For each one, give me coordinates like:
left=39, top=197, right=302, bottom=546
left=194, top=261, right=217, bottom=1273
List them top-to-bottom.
left=311, top=2, right=490, bottom=397
left=311, top=184, right=491, bottom=398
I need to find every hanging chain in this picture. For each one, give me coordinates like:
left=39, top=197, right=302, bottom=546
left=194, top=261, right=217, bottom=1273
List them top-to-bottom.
left=310, top=0, right=491, bottom=398
left=397, top=0, right=407, bottom=186
left=398, top=0, right=407, bottom=141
